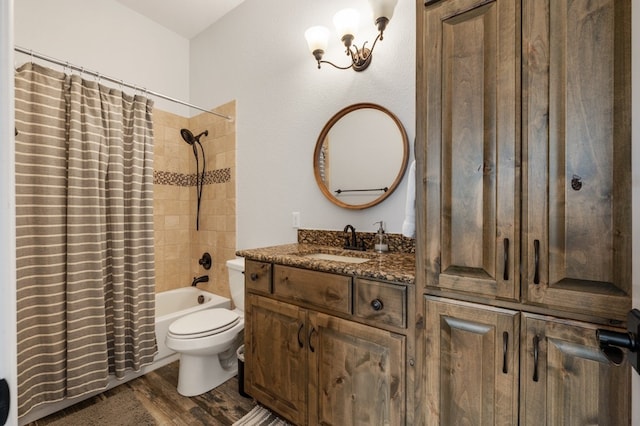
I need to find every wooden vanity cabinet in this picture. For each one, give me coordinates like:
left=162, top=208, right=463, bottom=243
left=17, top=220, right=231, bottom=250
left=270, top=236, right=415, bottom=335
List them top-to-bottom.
left=244, top=261, right=410, bottom=425
left=246, top=294, right=307, bottom=425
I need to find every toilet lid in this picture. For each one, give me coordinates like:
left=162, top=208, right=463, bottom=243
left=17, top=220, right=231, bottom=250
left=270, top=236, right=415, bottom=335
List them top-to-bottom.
left=168, top=309, right=240, bottom=338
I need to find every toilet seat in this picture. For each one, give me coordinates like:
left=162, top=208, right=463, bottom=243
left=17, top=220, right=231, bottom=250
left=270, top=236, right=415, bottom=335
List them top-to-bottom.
left=168, top=309, right=240, bottom=339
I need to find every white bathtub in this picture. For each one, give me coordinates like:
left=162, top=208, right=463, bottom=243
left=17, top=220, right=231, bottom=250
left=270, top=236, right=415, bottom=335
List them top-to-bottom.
left=20, top=287, right=231, bottom=425
left=155, top=287, right=231, bottom=361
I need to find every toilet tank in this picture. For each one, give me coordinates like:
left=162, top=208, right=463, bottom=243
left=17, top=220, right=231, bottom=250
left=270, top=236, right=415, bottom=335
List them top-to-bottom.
left=226, top=258, right=245, bottom=312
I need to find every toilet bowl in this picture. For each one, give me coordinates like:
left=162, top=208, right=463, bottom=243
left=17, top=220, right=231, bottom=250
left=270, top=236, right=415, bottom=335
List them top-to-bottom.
left=165, top=258, right=245, bottom=396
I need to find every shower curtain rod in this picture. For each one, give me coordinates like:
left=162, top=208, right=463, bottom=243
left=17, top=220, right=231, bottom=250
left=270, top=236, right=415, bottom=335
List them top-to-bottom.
left=14, top=46, right=233, bottom=121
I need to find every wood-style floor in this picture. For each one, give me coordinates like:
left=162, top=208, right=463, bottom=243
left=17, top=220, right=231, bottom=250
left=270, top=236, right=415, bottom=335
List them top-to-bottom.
left=26, top=361, right=257, bottom=425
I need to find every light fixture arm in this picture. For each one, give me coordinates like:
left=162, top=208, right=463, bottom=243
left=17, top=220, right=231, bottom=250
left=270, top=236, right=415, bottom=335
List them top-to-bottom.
left=315, top=32, right=382, bottom=72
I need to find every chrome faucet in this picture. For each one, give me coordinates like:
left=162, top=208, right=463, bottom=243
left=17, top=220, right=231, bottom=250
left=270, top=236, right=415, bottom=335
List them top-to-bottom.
left=343, top=224, right=365, bottom=251
left=191, top=275, right=209, bottom=287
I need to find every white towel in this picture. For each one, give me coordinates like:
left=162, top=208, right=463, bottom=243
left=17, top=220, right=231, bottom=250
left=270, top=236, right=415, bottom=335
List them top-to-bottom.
left=402, top=160, right=416, bottom=238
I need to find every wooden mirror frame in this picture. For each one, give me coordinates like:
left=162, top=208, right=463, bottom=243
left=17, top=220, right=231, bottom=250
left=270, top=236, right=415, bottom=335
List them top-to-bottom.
left=313, top=103, right=409, bottom=209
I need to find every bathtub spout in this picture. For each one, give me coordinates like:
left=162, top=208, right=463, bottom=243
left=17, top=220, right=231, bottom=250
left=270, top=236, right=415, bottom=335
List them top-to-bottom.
left=192, top=275, right=209, bottom=287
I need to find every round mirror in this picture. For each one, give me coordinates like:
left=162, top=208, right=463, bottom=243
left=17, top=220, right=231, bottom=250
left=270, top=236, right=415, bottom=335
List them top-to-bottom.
left=313, top=103, right=409, bottom=209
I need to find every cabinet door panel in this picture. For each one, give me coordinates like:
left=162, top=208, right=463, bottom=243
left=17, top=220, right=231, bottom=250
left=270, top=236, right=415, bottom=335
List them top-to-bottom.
left=422, top=0, right=520, bottom=300
left=522, top=0, right=631, bottom=320
left=246, top=295, right=307, bottom=425
left=423, top=296, right=519, bottom=426
left=308, top=312, right=405, bottom=426
left=521, top=314, right=630, bottom=425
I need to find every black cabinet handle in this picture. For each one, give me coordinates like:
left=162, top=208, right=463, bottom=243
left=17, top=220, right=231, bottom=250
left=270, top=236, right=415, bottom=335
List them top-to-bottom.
left=503, top=238, right=509, bottom=281
left=533, top=239, right=540, bottom=284
left=250, top=273, right=258, bottom=281
left=371, top=299, right=384, bottom=311
left=297, top=323, right=304, bottom=348
left=308, top=327, right=316, bottom=353
left=502, top=331, right=509, bottom=374
left=533, top=335, right=540, bottom=382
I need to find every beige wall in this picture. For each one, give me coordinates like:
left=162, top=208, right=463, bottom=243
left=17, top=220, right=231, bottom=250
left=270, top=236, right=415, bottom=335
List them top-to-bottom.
left=152, top=101, right=236, bottom=298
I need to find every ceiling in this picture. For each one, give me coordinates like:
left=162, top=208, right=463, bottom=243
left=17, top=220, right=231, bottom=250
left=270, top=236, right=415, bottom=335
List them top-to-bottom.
left=115, top=0, right=246, bottom=39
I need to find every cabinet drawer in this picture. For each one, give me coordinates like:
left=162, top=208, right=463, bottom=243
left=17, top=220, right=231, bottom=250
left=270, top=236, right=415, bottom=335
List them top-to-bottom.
left=245, top=260, right=272, bottom=294
left=273, top=265, right=351, bottom=315
left=354, top=278, right=406, bottom=328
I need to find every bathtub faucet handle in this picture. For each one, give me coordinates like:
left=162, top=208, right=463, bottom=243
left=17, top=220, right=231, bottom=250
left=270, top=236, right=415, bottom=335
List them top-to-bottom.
left=198, top=252, right=212, bottom=270
left=191, top=275, right=210, bottom=287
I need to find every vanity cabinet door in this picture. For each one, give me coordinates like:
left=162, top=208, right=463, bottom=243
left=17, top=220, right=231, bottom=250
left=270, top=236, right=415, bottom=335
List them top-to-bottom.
left=419, top=0, right=520, bottom=301
left=245, top=294, right=307, bottom=425
left=422, top=296, right=519, bottom=426
left=307, top=311, right=406, bottom=426
left=520, top=314, right=630, bottom=425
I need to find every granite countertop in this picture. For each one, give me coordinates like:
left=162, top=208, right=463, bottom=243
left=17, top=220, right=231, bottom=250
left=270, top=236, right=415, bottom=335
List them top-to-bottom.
left=236, top=243, right=415, bottom=284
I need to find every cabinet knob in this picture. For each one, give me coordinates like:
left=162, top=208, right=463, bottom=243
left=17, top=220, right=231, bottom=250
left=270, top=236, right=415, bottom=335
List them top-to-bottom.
left=250, top=273, right=258, bottom=281
left=371, top=299, right=384, bottom=311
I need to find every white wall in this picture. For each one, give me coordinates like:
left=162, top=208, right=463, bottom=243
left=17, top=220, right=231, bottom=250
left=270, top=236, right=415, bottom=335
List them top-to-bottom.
left=14, top=0, right=191, bottom=116
left=189, top=0, right=416, bottom=249
left=0, top=1, right=17, bottom=423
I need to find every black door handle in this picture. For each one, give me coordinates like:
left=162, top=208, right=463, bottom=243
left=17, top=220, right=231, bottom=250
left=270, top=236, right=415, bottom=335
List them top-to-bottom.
left=0, top=378, right=9, bottom=425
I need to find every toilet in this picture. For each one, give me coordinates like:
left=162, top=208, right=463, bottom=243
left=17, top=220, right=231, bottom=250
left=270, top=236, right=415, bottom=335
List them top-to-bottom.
left=165, top=258, right=245, bottom=396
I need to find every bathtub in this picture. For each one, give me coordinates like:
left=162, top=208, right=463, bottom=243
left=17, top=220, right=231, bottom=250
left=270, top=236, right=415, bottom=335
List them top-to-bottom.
left=20, top=287, right=231, bottom=425
left=155, top=287, right=231, bottom=361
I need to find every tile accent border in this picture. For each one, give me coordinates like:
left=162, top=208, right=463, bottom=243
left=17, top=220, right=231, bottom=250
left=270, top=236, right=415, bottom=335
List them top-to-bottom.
left=154, top=168, right=231, bottom=186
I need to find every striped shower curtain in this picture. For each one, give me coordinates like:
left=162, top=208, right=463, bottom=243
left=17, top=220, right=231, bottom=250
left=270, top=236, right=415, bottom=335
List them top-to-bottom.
left=14, top=63, right=157, bottom=418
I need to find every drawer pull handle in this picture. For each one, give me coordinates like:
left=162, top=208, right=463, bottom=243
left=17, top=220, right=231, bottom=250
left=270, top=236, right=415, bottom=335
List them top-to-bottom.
left=503, top=238, right=509, bottom=281
left=533, top=240, right=540, bottom=284
left=250, top=273, right=258, bottom=281
left=371, top=299, right=384, bottom=311
left=297, top=323, right=304, bottom=348
left=308, top=327, right=317, bottom=353
left=502, top=331, right=508, bottom=374
left=533, top=335, right=540, bottom=382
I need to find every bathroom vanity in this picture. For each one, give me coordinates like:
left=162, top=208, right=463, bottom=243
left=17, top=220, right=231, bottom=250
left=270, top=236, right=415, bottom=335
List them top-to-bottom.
left=236, top=244, right=415, bottom=426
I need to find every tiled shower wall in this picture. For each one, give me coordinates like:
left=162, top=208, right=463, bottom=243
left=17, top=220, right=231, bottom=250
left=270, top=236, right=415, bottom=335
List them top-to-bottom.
left=152, top=101, right=236, bottom=298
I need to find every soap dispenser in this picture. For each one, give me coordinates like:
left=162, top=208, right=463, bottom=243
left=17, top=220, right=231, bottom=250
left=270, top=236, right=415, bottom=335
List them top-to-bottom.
left=373, top=221, right=389, bottom=253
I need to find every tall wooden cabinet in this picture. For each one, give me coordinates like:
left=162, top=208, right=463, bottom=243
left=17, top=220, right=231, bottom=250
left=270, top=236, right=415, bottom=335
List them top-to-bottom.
left=416, top=0, right=632, bottom=423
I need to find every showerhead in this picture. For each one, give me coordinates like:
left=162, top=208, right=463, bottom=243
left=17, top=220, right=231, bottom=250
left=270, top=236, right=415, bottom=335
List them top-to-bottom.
left=180, top=128, right=209, bottom=145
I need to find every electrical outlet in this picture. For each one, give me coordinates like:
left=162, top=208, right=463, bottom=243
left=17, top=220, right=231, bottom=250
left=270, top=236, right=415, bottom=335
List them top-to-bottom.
left=292, top=212, right=300, bottom=228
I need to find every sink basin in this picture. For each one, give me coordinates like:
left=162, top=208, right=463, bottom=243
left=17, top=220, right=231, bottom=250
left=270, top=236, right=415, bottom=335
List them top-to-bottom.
left=302, top=252, right=371, bottom=264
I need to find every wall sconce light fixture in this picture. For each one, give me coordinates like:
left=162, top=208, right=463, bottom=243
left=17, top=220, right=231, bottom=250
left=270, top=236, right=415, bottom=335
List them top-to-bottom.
left=304, top=0, right=398, bottom=72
